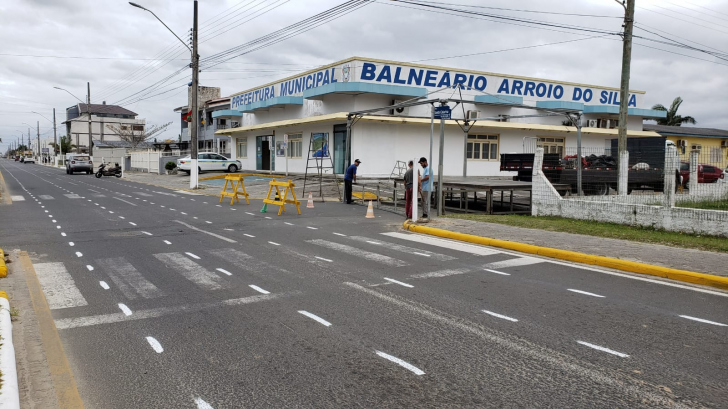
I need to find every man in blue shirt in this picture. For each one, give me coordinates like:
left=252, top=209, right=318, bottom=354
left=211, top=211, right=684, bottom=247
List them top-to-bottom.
left=418, top=157, right=431, bottom=218
left=344, top=159, right=361, bottom=204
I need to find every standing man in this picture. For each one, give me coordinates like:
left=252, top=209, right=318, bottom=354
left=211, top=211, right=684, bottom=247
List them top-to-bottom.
left=418, top=157, right=431, bottom=218
left=344, top=159, right=361, bottom=204
left=403, top=160, right=414, bottom=219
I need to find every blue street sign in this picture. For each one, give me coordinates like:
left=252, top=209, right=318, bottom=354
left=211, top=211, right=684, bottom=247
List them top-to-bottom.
left=434, top=106, right=451, bottom=120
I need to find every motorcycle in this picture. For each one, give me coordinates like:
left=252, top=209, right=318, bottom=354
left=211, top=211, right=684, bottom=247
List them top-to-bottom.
left=95, top=163, right=122, bottom=178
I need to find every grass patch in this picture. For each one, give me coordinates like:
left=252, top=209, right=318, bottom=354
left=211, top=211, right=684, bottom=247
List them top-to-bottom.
left=677, top=199, right=728, bottom=211
left=445, top=214, right=728, bottom=253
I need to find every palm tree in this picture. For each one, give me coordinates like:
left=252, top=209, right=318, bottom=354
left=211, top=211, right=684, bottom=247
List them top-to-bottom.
left=651, top=97, right=697, bottom=126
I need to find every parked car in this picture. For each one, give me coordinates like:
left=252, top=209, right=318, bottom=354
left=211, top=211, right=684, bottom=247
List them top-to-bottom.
left=177, top=153, right=241, bottom=175
left=66, top=154, right=93, bottom=174
left=23, top=156, right=35, bottom=164
left=679, top=162, right=725, bottom=187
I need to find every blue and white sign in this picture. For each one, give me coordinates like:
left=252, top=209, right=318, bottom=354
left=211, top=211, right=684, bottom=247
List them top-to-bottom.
left=434, top=106, right=451, bottom=120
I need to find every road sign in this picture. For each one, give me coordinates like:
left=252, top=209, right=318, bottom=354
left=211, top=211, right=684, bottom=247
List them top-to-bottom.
left=434, top=106, right=451, bottom=120
left=42, top=148, right=49, bottom=153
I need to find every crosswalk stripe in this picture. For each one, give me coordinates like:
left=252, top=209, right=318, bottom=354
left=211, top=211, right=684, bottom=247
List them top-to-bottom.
left=134, top=192, right=153, bottom=196
left=63, top=194, right=82, bottom=199
left=92, top=194, right=107, bottom=198
left=10, top=195, right=25, bottom=201
left=38, top=195, right=55, bottom=200
left=380, top=232, right=501, bottom=256
left=348, top=236, right=456, bottom=261
left=307, top=239, right=408, bottom=267
left=207, top=248, right=253, bottom=265
left=153, top=253, right=226, bottom=291
left=96, top=257, right=165, bottom=299
left=484, top=257, right=544, bottom=270
left=34, top=262, right=88, bottom=309
left=410, top=268, right=471, bottom=279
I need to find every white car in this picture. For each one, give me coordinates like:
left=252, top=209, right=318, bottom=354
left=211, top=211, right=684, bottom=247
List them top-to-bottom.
left=177, top=153, right=241, bottom=174
left=23, top=157, right=35, bottom=164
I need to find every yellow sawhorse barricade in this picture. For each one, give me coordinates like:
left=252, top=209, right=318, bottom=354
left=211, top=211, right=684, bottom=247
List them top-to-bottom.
left=219, top=174, right=250, bottom=205
left=262, top=179, right=301, bottom=216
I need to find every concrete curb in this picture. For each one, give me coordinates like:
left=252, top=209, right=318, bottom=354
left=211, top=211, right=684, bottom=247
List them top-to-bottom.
left=0, top=169, right=12, bottom=205
left=403, top=221, right=728, bottom=291
left=0, top=248, right=7, bottom=278
left=0, top=293, right=21, bottom=409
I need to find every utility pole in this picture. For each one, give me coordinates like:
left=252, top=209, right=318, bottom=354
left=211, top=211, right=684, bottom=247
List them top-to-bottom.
left=190, top=0, right=200, bottom=189
left=616, top=0, right=635, bottom=195
left=87, top=82, right=93, bottom=157
left=436, top=99, right=446, bottom=217
left=53, top=108, right=58, bottom=165
left=37, top=121, right=40, bottom=159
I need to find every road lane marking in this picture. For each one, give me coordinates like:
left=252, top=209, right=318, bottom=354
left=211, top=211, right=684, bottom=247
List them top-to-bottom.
left=112, top=197, right=137, bottom=206
left=109, top=211, right=114, bottom=214
left=181, top=212, right=187, bottom=215
left=245, top=212, right=254, bottom=215
left=119, top=216, right=125, bottom=219
left=264, top=217, right=272, bottom=219
left=52, top=219, right=57, bottom=223
left=173, top=220, right=237, bottom=243
left=205, top=221, right=212, bottom=224
left=129, top=222, right=137, bottom=226
left=284, top=222, right=294, bottom=226
left=306, top=226, right=318, bottom=230
left=142, top=231, right=153, bottom=236
left=61, top=232, right=67, bottom=237
left=382, top=232, right=500, bottom=256
left=243, top=234, right=255, bottom=238
left=349, top=236, right=457, bottom=261
left=308, top=239, right=407, bottom=267
left=164, top=240, right=172, bottom=245
left=268, top=241, right=280, bottom=246
left=366, top=241, right=379, bottom=245
left=75, top=252, right=83, bottom=257
left=185, top=252, right=201, bottom=259
left=413, top=252, right=431, bottom=257
left=153, top=253, right=225, bottom=291
left=315, top=256, right=333, bottom=262
left=97, top=257, right=165, bottom=300
left=485, top=257, right=544, bottom=269
left=34, top=262, right=88, bottom=309
left=86, top=265, right=93, bottom=271
left=216, top=268, right=232, bottom=276
left=411, top=268, right=470, bottom=279
left=485, top=268, right=510, bottom=276
left=384, top=278, right=413, bottom=288
left=99, top=281, right=110, bottom=290
left=249, top=285, right=269, bottom=295
left=568, top=289, right=605, bottom=298
left=118, top=304, right=133, bottom=316
left=298, top=310, right=332, bottom=327
left=482, top=310, right=519, bottom=322
left=679, top=315, right=727, bottom=327
left=145, top=337, right=164, bottom=353
left=577, top=341, right=629, bottom=358
left=375, top=351, right=425, bottom=375
left=195, top=397, right=215, bottom=409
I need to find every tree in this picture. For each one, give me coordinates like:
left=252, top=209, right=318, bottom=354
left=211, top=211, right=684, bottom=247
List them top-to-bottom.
left=651, top=97, right=697, bottom=126
left=106, top=122, right=172, bottom=150
left=48, top=136, right=75, bottom=155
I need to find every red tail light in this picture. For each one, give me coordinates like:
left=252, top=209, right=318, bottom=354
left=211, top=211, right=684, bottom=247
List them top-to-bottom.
left=71, top=160, right=75, bottom=164
left=89, top=161, right=92, bottom=165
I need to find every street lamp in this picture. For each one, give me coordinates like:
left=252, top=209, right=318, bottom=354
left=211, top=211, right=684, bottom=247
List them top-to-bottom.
left=130, top=1, right=200, bottom=189
left=54, top=85, right=92, bottom=156
left=32, top=110, right=58, bottom=166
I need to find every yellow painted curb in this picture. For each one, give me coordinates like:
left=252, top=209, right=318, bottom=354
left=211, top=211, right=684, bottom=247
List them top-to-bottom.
left=0, top=169, right=11, bottom=205
left=403, top=221, right=728, bottom=291
left=0, top=248, right=6, bottom=278
left=0, top=291, right=7, bottom=300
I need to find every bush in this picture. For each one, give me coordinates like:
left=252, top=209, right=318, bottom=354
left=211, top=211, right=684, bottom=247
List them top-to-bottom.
left=165, top=161, right=177, bottom=171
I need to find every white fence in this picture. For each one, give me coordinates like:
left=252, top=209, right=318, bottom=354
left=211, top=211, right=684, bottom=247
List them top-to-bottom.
left=130, top=150, right=162, bottom=174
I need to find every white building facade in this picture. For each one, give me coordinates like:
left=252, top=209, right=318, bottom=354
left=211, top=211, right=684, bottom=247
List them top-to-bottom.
left=217, top=57, right=666, bottom=177
left=63, top=103, right=145, bottom=153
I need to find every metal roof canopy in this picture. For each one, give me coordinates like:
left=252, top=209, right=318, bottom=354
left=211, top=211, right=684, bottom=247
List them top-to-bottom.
left=345, top=97, right=589, bottom=213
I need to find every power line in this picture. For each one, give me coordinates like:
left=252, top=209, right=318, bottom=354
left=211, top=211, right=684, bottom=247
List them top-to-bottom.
left=414, top=1, right=622, bottom=18
left=636, top=6, right=728, bottom=35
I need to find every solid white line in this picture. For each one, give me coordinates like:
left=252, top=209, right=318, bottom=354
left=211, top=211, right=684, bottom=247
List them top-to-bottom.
left=172, top=220, right=237, bottom=243
left=129, top=222, right=137, bottom=226
left=306, top=226, right=318, bottom=230
left=142, top=231, right=153, bottom=236
left=243, top=234, right=255, bottom=238
left=164, top=240, right=172, bottom=245
left=268, top=241, right=280, bottom=246
left=69, top=242, right=74, bottom=246
left=75, top=252, right=83, bottom=257
left=185, top=252, right=201, bottom=260
left=315, top=256, right=333, bottom=262
left=86, top=265, right=94, bottom=271
left=216, top=268, right=232, bottom=276
left=484, top=269, right=511, bottom=276
left=384, top=277, right=414, bottom=288
left=99, top=281, right=110, bottom=290
left=249, top=285, right=269, bottom=295
left=568, top=289, right=605, bottom=298
left=118, top=303, right=133, bottom=316
left=298, top=310, right=332, bottom=327
left=482, top=310, right=519, bottom=322
left=679, top=315, right=727, bottom=327
left=145, top=336, right=164, bottom=353
left=577, top=341, right=629, bottom=358
left=375, top=351, right=425, bottom=375
left=194, top=397, right=215, bottom=409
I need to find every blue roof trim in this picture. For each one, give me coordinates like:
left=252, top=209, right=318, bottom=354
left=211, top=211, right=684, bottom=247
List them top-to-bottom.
left=303, top=82, right=427, bottom=99
left=474, top=95, right=523, bottom=105
left=239, top=96, right=303, bottom=113
left=536, top=101, right=584, bottom=110
left=583, top=105, right=667, bottom=119
left=212, top=109, right=243, bottom=118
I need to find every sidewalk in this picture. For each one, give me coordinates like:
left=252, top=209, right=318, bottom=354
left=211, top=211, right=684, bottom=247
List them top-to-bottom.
left=426, top=217, right=728, bottom=277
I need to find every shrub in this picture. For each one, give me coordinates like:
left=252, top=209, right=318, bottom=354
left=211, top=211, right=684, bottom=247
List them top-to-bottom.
left=165, top=161, right=177, bottom=171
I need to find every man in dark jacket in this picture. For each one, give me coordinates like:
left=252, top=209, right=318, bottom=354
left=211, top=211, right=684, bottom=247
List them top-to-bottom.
left=343, top=159, right=361, bottom=204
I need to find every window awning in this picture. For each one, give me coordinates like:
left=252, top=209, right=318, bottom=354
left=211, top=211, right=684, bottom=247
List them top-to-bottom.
left=303, top=82, right=427, bottom=100
left=474, top=95, right=523, bottom=106
left=238, top=96, right=303, bottom=113
left=583, top=105, right=667, bottom=119
left=211, top=110, right=243, bottom=119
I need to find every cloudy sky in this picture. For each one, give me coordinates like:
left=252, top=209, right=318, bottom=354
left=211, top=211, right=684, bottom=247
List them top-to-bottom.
left=1, top=0, right=726, bottom=152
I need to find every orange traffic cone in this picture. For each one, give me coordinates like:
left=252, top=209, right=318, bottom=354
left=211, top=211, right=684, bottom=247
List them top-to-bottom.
left=307, top=192, right=314, bottom=208
left=365, top=200, right=375, bottom=218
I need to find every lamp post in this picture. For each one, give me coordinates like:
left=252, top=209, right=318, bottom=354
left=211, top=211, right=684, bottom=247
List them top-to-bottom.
left=130, top=1, right=199, bottom=189
left=54, top=86, right=92, bottom=156
left=32, top=110, right=57, bottom=166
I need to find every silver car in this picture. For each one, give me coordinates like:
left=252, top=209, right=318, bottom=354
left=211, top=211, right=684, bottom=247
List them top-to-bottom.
left=66, top=154, right=93, bottom=174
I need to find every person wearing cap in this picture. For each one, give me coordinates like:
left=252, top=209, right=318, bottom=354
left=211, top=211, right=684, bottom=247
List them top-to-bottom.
left=418, top=157, right=431, bottom=218
left=344, top=159, right=361, bottom=204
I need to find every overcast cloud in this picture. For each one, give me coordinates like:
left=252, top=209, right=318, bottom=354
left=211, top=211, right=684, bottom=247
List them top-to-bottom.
left=1, top=0, right=727, bottom=151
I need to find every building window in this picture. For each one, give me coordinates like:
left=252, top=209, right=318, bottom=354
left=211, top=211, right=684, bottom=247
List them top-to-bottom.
left=120, top=125, right=129, bottom=131
left=132, top=125, right=144, bottom=131
left=287, top=133, right=303, bottom=158
left=467, top=134, right=498, bottom=160
left=537, top=137, right=565, bottom=156
left=237, top=141, right=247, bottom=158
left=691, top=144, right=702, bottom=151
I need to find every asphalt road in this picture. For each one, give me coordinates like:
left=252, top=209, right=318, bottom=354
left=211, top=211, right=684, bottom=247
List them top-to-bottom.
left=1, top=158, right=727, bottom=409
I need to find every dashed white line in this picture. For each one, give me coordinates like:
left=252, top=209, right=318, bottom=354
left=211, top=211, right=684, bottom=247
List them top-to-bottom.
left=109, top=211, right=114, bottom=214
left=181, top=212, right=187, bottom=215
left=245, top=212, right=254, bottom=215
left=119, top=216, right=125, bottom=219
left=264, top=217, right=272, bottom=220
left=52, top=219, right=57, bottom=223
left=205, top=221, right=212, bottom=224
left=129, top=222, right=137, bottom=226
left=284, top=222, right=294, bottom=226
left=306, top=226, right=318, bottom=230
left=142, top=231, right=153, bottom=236
left=61, top=232, right=67, bottom=237
left=332, top=232, right=346, bottom=237
left=243, top=234, right=255, bottom=238
left=163, top=240, right=172, bottom=245
left=366, top=240, right=379, bottom=245
left=268, top=241, right=280, bottom=246
left=69, top=242, right=74, bottom=247
left=75, top=252, right=83, bottom=258
left=185, top=252, right=201, bottom=260
left=413, top=252, right=431, bottom=257
left=315, top=256, right=333, bottom=262
left=86, top=265, right=94, bottom=271
left=216, top=268, right=232, bottom=276
left=484, top=268, right=510, bottom=276
left=384, top=278, right=414, bottom=288
left=99, top=281, right=109, bottom=290
left=249, top=285, right=269, bottom=295
left=568, top=289, right=605, bottom=298
left=118, top=303, right=133, bottom=316
left=298, top=310, right=332, bottom=327
left=482, top=310, right=519, bottom=322
left=679, top=315, right=727, bottom=327
left=145, top=336, right=164, bottom=353
left=577, top=341, right=629, bottom=358
left=375, top=351, right=425, bottom=375
left=194, top=397, right=214, bottom=409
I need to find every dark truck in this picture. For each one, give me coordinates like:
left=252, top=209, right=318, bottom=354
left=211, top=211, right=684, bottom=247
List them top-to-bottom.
left=501, top=137, right=677, bottom=195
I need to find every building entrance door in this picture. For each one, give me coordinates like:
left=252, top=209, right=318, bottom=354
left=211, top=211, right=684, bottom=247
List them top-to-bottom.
left=333, top=124, right=347, bottom=174
left=256, top=135, right=274, bottom=171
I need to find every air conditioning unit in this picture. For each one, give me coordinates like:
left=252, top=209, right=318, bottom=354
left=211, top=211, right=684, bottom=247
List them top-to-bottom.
left=390, top=100, right=408, bottom=116
left=467, top=110, right=480, bottom=120
left=587, top=119, right=598, bottom=128
left=677, top=139, right=687, bottom=147
left=721, top=140, right=728, bottom=148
